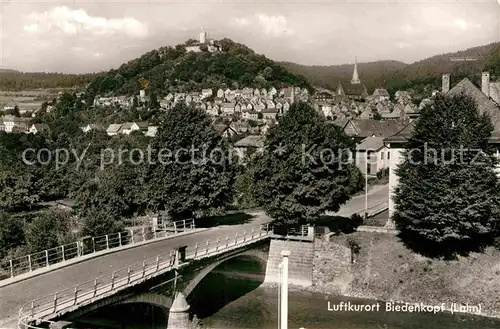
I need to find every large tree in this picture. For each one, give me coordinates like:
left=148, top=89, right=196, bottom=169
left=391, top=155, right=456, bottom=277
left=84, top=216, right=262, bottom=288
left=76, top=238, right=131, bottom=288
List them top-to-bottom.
left=393, top=93, right=500, bottom=257
left=246, top=102, right=359, bottom=226
left=145, top=103, right=236, bottom=220
left=24, top=210, right=76, bottom=254
left=0, top=212, right=25, bottom=258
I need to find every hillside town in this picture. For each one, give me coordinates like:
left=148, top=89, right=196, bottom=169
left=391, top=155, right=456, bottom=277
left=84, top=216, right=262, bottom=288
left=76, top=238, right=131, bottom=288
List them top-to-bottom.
left=2, top=60, right=500, bottom=178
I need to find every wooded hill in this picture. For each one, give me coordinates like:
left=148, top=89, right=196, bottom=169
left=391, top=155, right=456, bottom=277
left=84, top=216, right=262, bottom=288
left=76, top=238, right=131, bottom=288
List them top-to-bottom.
left=85, top=38, right=312, bottom=98
left=2, top=41, right=499, bottom=99
left=281, top=42, right=500, bottom=98
left=281, top=60, right=408, bottom=93
left=0, top=71, right=94, bottom=91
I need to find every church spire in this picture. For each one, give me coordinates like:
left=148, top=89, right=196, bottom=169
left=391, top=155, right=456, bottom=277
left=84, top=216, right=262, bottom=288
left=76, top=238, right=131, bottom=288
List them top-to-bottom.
left=351, top=56, right=360, bottom=84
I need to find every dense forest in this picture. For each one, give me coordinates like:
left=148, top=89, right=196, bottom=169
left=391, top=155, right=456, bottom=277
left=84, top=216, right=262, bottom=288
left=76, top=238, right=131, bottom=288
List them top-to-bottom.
left=85, top=38, right=313, bottom=98
left=282, top=42, right=500, bottom=98
left=0, top=71, right=96, bottom=91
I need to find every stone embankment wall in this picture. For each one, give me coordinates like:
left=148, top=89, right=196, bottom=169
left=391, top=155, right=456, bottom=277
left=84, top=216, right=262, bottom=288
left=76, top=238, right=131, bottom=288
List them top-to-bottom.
left=264, top=239, right=314, bottom=287
left=310, top=239, right=353, bottom=294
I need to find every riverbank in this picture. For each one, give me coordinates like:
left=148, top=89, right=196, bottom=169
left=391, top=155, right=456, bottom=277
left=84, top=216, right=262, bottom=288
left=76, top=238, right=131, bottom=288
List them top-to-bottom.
left=299, top=231, right=500, bottom=320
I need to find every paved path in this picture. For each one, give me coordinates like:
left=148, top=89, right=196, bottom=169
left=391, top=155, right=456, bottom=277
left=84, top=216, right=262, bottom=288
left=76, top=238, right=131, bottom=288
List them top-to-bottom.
left=325, top=184, right=389, bottom=218
left=0, top=186, right=388, bottom=327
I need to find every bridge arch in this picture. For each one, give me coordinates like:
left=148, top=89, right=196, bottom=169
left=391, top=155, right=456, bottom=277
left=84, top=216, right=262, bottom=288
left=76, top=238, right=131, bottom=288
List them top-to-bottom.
left=182, top=249, right=268, bottom=297
left=118, top=293, right=173, bottom=314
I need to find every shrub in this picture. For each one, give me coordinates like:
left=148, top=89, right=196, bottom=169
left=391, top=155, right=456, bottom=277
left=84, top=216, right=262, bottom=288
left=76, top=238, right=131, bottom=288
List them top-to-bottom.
left=347, top=238, right=361, bottom=254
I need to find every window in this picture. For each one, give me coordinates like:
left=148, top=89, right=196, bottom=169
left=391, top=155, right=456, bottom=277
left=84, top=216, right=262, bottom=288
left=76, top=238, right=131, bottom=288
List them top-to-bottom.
left=388, top=151, right=390, bottom=160
left=381, top=152, right=384, bottom=160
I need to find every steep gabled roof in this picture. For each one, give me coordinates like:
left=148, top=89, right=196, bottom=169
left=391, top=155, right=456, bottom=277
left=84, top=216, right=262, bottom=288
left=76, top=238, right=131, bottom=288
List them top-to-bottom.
left=447, top=77, right=500, bottom=131
left=339, top=81, right=367, bottom=96
left=372, top=88, right=390, bottom=97
left=343, top=119, right=406, bottom=138
left=383, top=120, right=415, bottom=143
left=134, top=121, right=149, bottom=130
left=121, top=122, right=134, bottom=130
left=106, top=123, right=122, bottom=133
left=213, top=123, right=228, bottom=134
left=234, top=135, right=265, bottom=148
left=356, top=136, right=385, bottom=151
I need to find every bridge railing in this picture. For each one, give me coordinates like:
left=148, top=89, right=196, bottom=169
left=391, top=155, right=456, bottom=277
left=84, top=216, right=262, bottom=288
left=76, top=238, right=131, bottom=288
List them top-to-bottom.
left=1, top=219, right=195, bottom=281
left=18, top=223, right=272, bottom=329
left=271, top=224, right=309, bottom=237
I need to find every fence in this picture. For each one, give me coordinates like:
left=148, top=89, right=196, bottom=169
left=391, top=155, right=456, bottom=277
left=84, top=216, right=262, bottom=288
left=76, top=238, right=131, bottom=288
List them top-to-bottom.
left=121, top=216, right=152, bottom=228
left=1, top=219, right=195, bottom=281
left=18, top=223, right=272, bottom=329
left=272, top=224, right=309, bottom=237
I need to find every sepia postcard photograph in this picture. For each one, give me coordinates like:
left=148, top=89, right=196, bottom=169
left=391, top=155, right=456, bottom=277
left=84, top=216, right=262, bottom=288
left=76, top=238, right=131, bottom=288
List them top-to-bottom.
left=0, top=0, right=500, bottom=328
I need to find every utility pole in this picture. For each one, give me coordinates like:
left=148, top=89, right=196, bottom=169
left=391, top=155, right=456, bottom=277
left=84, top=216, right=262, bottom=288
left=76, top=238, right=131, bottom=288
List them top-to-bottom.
left=365, top=151, right=368, bottom=219
left=280, top=250, right=291, bottom=329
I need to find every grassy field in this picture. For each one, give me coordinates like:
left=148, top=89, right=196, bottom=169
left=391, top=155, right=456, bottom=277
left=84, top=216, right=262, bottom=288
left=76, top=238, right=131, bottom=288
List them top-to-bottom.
left=330, top=232, right=500, bottom=317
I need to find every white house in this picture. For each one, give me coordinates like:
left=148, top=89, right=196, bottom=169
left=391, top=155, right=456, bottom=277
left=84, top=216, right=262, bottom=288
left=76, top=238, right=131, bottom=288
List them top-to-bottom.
left=202, top=89, right=213, bottom=98
left=1, top=115, right=29, bottom=133
left=28, top=124, right=49, bottom=134
left=80, top=124, right=104, bottom=133
left=106, top=124, right=122, bottom=136
left=145, top=126, right=158, bottom=137
left=355, top=136, right=390, bottom=175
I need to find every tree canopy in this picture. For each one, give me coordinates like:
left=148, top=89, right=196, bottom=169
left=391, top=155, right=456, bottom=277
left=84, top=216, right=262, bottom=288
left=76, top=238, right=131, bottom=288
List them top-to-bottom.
left=244, top=102, right=361, bottom=226
left=145, top=103, right=237, bottom=219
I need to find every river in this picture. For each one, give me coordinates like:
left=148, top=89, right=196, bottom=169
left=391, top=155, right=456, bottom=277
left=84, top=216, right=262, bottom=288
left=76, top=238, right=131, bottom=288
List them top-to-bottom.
left=193, top=275, right=500, bottom=329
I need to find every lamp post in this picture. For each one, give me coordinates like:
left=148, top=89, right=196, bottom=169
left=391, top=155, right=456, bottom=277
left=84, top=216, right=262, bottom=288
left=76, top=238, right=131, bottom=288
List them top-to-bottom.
left=365, top=150, right=378, bottom=219
left=365, top=151, right=369, bottom=219
left=280, top=250, right=291, bottom=329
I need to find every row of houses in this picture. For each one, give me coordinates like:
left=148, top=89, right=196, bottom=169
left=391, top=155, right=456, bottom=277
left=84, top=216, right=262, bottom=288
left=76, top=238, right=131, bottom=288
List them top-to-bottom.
left=93, top=86, right=310, bottom=110
left=163, top=86, right=309, bottom=103
left=182, top=99, right=295, bottom=120
left=0, top=115, right=49, bottom=134
left=78, top=122, right=158, bottom=137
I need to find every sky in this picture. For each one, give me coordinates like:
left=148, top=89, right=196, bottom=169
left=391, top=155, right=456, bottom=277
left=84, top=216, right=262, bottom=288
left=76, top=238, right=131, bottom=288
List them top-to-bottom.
left=0, top=0, right=499, bottom=73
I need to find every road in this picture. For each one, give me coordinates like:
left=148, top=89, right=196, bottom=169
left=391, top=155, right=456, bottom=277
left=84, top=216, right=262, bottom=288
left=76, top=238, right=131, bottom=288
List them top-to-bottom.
left=325, top=184, right=389, bottom=217
left=0, top=185, right=388, bottom=327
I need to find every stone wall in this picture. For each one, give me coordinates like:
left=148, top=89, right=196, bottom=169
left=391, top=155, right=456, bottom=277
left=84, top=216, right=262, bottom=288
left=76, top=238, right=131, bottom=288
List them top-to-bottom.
left=264, top=239, right=313, bottom=287
left=310, top=239, right=353, bottom=295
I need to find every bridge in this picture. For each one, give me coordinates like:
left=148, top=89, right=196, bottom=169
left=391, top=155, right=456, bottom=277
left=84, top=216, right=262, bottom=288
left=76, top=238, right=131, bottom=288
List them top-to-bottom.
left=0, top=185, right=388, bottom=329
left=17, top=223, right=280, bottom=329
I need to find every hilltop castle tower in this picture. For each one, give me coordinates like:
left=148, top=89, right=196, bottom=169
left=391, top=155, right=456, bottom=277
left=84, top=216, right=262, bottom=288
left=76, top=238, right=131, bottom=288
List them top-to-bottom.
left=200, top=28, right=207, bottom=44
left=351, top=57, right=361, bottom=84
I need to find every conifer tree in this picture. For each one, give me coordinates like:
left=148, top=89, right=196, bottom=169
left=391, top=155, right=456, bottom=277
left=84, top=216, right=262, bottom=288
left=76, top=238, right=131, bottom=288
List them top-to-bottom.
left=394, top=93, right=500, bottom=257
